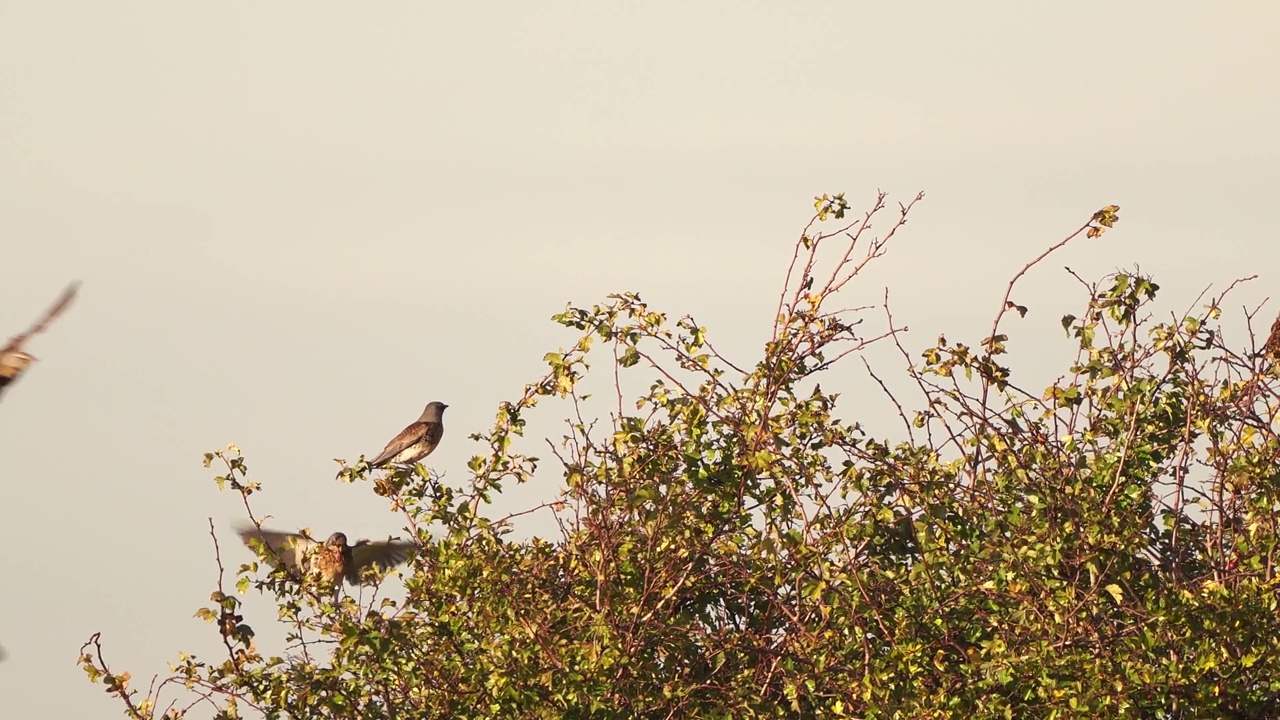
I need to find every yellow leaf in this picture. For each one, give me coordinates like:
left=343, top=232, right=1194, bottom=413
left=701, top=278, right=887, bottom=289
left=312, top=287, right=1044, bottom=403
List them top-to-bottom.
left=1103, top=583, right=1123, bottom=604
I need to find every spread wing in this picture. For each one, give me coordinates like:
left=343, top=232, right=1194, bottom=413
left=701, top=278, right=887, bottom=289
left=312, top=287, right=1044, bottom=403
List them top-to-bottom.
left=0, top=281, right=80, bottom=399
left=2, top=281, right=80, bottom=355
left=24, top=281, right=81, bottom=339
left=368, top=422, right=428, bottom=467
left=236, top=525, right=319, bottom=574
left=346, top=539, right=416, bottom=584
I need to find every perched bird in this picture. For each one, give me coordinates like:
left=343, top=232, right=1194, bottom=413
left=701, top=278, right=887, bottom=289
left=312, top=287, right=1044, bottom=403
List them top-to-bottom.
left=1263, top=312, right=1280, bottom=361
left=368, top=401, right=448, bottom=468
left=236, top=524, right=415, bottom=590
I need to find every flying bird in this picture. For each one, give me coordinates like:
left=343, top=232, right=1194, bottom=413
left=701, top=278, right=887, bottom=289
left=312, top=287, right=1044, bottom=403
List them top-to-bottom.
left=1, top=280, right=80, bottom=401
left=368, top=401, right=448, bottom=468
left=236, top=524, right=415, bottom=590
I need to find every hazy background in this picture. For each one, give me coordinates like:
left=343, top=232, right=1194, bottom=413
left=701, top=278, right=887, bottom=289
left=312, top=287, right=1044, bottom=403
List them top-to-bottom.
left=2, top=1, right=1278, bottom=715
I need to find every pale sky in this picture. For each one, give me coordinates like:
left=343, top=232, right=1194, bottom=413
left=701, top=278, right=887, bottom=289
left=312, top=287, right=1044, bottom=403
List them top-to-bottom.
left=2, top=2, right=1278, bottom=716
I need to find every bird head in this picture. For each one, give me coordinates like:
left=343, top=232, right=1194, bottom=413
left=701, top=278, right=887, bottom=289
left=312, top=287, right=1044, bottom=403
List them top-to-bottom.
left=422, top=401, right=449, bottom=421
left=325, top=532, right=349, bottom=547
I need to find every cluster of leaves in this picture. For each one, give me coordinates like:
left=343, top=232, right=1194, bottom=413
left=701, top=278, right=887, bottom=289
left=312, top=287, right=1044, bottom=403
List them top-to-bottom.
left=82, top=193, right=1280, bottom=718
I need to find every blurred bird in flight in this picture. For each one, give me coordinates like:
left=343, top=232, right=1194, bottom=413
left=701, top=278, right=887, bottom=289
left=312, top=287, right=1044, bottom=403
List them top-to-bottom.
left=236, top=524, right=415, bottom=594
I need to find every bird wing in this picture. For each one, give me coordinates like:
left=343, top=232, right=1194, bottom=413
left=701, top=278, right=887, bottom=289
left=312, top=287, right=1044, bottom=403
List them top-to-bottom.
left=1, top=281, right=80, bottom=356
left=25, top=281, right=81, bottom=339
left=368, top=422, right=428, bottom=466
left=236, top=525, right=319, bottom=573
left=346, top=539, right=416, bottom=584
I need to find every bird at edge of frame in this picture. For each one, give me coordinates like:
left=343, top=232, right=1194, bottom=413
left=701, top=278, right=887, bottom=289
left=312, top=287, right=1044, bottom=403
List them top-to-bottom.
left=0, top=280, right=81, bottom=401
left=1260, top=312, right=1280, bottom=362
left=0, top=351, right=35, bottom=395
left=366, top=401, right=449, bottom=469
left=235, top=524, right=415, bottom=599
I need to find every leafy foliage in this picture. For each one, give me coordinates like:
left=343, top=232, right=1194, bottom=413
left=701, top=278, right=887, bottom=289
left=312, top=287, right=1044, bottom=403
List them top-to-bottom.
left=82, top=194, right=1280, bottom=718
